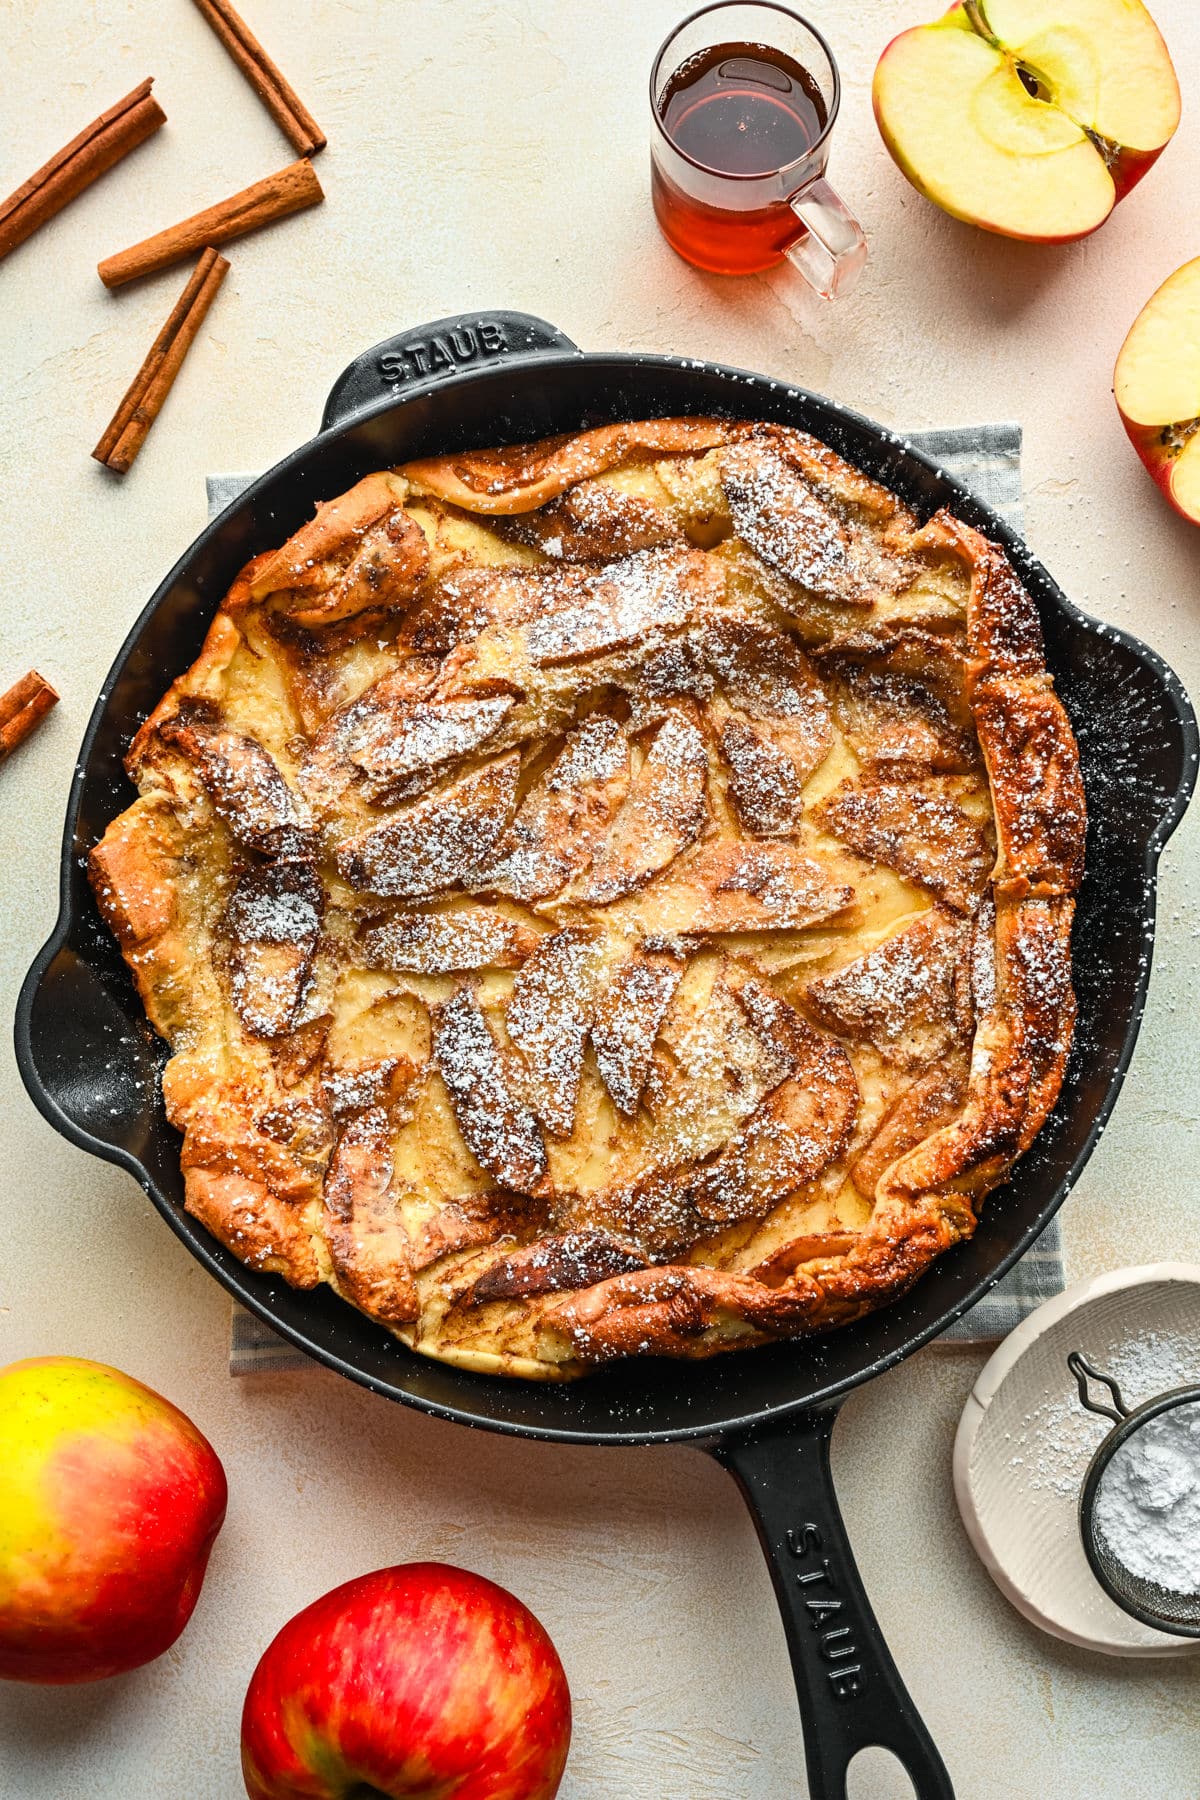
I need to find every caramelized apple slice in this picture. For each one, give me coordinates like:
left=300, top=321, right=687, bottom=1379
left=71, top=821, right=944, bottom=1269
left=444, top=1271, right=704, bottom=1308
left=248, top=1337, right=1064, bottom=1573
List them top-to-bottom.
left=721, top=441, right=873, bottom=606
left=249, top=474, right=430, bottom=628
left=511, top=479, right=685, bottom=561
left=524, top=546, right=719, bottom=666
left=399, top=562, right=595, bottom=657
left=707, top=620, right=832, bottom=834
left=830, top=662, right=977, bottom=774
left=333, top=691, right=515, bottom=799
left=159, top=706, right=313, bottom=858
left=572, top=710, right=709, bottom=905
left=476, top=715, right=631, bottom=903
left=714, top=718, right=798, bottom=838
left=337, top=754, right=520, bottom=898
left=818, top=777, right=991, bottom=913
left=643, top=840, right=854, bottom=935
left=223, top=861, right=323, bottom=1039
left=360, top=905, right=539, bottom=974
left=804, top=908, right=970, bottom=1068
left=506, top=927, right=604, bottom=1138
left=591, top=948, right=685, bottom=1117
left=432, top=986, right=547, bottom=1194
left=693, top=989, right=859, bottom=1223
left=850, top=1055, right=969, bottom=1200
left=322, top=1057, right=421, bottom=1119
left=323, top=1105, right=419, bottom=1324
left=410, top=1197, right=533, bottom=1275
left=469, top=1230, right=646, bottom=1302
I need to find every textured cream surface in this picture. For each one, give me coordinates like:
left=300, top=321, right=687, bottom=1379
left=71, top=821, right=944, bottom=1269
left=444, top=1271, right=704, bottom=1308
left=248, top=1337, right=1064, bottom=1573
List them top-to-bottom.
left=2, top=0, right=1200, bottom=1795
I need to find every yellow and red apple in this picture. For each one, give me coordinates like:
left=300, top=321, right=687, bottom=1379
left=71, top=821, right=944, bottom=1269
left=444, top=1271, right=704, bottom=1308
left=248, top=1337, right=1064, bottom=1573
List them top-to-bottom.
left=873, top=0, right=1180, bottom=240
left=1115, top=256, right=1200, bottom=526
left=0, top=1356, right=226, bottom=1683
left=241, top=1563, right=571, bottom=1800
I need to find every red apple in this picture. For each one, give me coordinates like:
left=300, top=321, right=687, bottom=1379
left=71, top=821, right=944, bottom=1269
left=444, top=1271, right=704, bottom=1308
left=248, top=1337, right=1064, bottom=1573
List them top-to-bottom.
left=873, top=0, right=1180, bottom=241
left=1115, top=256, right=1200, bottom=527
left=0, top=1356, right=226, bottom=1683
left=241, top=1563, right=571, bottom=1800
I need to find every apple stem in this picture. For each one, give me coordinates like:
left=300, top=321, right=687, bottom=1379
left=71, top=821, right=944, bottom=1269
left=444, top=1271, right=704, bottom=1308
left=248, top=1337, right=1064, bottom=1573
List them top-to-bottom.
left=962, top=0, right=995, bottom=41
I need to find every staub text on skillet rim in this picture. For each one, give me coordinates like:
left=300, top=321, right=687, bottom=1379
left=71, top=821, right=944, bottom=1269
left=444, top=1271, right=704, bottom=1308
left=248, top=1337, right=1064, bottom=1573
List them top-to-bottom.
left=16, top=312, right=1196, bottom=1800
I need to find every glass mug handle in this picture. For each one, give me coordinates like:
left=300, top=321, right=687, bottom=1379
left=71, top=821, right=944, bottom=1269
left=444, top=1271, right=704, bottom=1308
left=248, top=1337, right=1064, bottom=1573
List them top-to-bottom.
left=785, top=177, right=867, bottom=300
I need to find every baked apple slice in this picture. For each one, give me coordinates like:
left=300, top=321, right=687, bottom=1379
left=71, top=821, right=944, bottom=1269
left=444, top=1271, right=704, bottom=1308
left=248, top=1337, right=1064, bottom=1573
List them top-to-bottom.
left=873, top=0, right=1180, bottom=242
left=1114, top=256, right=1200, bottom=527
left=721, top=441, right=873, bottom=606
left=510, top=479, right=685, bottom=561
left=706, top=621, right=833, bottom=836
left=327, top=692, right=515, bottom=799
left=159, top=707, right=313, bottom=860
left=572, top=709, right=709, bottom=905
left=475, top=715, right=631, bottom=903
left=336, top=754, right=520, bottom=898
left=818, top=778, right=991, bottom=914
left=639, top=840, right=854, bottom=936
left=222, top=862, right=323, bottom=1039
left=360, top=905, right=538, bottom=974
left=804, top=908, right=969, bottom=1068
left=505, top=927, right=605, bottom=1138
left=591, top=949, right=685, bottom=1117
left=693, top=984, right=859, bottom=1224
left=431, top=986, right=547, bottom=1194
left=469, top=1231, right=646, bottom=1302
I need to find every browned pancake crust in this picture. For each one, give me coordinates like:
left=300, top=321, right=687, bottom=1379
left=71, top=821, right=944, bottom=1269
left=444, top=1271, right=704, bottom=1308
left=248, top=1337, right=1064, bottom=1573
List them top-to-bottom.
left=88, top=418, right=1084, bottom=1378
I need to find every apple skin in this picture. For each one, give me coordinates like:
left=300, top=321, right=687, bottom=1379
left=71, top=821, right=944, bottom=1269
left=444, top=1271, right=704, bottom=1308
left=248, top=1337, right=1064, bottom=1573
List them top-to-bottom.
left=1115, top=414, right=1199, bottom=524
left=0, top=1356, right=227, bottom=1684
left=241, top=1563, right=571, bottom=1800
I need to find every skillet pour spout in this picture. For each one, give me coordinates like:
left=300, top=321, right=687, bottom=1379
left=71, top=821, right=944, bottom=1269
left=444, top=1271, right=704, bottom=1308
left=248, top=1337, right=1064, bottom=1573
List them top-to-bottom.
left=16, top=311, right=1196, bottom=1799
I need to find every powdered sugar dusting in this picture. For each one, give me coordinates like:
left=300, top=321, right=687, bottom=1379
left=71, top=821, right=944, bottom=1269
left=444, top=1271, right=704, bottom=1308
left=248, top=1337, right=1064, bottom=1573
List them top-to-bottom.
left=338, top=755, right=520, bottom=897
left=432, top=986, right=547, bottom=1193
left=1011, top=1331, right=1200, bottom=1501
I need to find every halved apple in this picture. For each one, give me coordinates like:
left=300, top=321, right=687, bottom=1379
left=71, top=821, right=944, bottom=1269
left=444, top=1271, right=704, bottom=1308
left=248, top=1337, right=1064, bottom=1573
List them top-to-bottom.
left=873, top=0, right=1180, bottom=241
left=1115, top=257, right=1200, bottom=527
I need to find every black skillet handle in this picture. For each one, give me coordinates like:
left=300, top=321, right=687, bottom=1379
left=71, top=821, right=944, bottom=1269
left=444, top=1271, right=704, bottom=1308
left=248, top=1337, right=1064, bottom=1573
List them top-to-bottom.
left=320, top=312, right=583, bottom=433
left=15, top=933, right=166, bottom=1165
left=713, top=1408, right=955, bottom=1799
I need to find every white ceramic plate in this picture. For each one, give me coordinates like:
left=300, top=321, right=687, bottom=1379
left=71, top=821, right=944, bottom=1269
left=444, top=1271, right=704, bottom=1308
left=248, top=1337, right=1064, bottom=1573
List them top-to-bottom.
left=953, top=1262, right=1200, bottom=1657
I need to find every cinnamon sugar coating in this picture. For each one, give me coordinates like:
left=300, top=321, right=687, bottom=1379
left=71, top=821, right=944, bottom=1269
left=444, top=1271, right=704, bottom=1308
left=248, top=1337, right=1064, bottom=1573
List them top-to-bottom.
left=88, top=417, right=1084, bottom=1378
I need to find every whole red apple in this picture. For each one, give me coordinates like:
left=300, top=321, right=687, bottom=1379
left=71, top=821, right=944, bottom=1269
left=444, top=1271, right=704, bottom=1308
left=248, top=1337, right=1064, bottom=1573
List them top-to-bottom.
left=0, top=1356, right=226, bottom=1683
left=241, top=1563, right=571, bottom=1800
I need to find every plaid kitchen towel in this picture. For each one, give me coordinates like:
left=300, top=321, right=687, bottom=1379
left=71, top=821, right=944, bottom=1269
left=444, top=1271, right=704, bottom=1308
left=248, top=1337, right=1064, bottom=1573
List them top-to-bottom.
left=213, top=420, right=1063, bottom=1373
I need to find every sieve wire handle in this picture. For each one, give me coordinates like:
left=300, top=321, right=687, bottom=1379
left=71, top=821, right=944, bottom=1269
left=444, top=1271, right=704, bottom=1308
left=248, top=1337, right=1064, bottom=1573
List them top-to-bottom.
left=1068, top=1351, right=1130, bottom=1425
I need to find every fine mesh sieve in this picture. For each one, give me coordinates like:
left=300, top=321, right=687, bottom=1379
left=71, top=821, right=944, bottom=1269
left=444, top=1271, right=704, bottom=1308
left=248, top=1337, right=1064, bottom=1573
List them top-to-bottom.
left=1068, top=1351, right=1200, bottom=1637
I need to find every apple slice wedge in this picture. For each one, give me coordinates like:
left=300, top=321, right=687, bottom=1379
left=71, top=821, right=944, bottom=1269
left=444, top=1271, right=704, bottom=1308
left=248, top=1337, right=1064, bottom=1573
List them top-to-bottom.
left=873, top=0, right=1180, bottom=242
left=1115, top=257, right=1200, bottom=526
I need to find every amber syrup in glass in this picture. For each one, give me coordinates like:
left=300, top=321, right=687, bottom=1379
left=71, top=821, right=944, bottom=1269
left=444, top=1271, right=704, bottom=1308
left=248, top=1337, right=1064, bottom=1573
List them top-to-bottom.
left=652, top=41, right=829, bottom=274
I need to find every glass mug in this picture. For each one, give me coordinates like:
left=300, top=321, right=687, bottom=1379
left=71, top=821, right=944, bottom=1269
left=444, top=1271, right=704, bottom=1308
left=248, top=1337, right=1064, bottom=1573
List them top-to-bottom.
left=650, top=2, right=867, bottom=298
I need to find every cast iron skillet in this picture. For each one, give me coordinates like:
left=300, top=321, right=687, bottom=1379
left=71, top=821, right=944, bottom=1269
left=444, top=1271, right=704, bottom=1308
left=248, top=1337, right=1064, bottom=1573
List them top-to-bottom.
left=16, top=312, right=1197, bottom=1798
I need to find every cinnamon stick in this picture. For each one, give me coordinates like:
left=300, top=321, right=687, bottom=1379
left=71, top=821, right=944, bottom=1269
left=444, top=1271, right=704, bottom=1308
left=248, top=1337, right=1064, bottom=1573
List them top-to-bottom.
left=190, top=0, right=325, bottom=156
left=0, top=80, right=166, bottom=264
left=98, top=157, right=322, bottom=288
left=93, top=248, right=230, bottom=473
left=0, top=671, right=58, bottom=764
